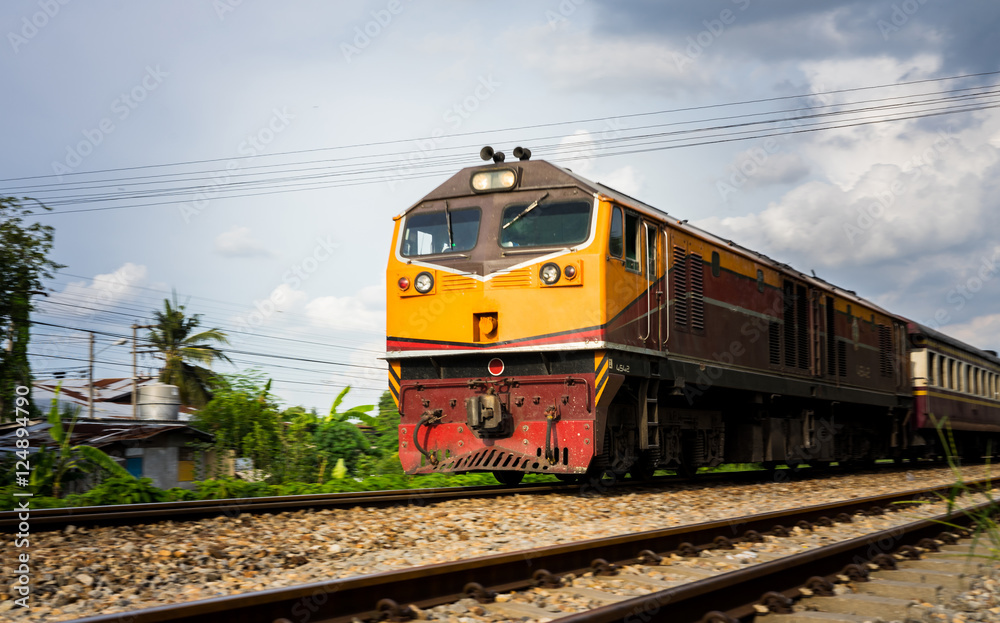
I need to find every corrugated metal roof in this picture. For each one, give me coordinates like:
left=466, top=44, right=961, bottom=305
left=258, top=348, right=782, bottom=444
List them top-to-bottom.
left=31, top=378, right=196, bottom=420
left=0, top=419, right=213, bottom=450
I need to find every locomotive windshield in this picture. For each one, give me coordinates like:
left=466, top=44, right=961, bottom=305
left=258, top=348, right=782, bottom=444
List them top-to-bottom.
left=499, top=199, right=591, bottom=248
left=401, top=207, right=481, bottom=256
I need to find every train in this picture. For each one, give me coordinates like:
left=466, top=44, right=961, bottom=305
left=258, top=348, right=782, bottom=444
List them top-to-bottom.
left=385, top=147, right=1000, bottom=484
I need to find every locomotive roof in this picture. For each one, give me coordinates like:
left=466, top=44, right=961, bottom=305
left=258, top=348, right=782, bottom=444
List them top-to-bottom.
left=401, top=158, right=902, bottom=321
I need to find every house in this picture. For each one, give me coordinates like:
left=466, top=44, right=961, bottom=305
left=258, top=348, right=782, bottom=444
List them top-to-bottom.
left=0, top=419, right=229, bottom=491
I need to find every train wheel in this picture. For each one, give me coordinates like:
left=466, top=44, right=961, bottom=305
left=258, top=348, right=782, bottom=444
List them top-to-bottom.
left=629, top=451, right=658, bottom=481
left=676, top=462, right=698, bottom=479
left=493, top=471, right=524, bottom=486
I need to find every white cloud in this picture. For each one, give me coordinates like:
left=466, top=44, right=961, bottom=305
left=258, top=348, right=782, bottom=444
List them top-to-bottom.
left=511, top=25, right=713, bottom=94
left=698, top=73, right=1000, bottom=270
left=215, top=226, right=272, bottom=258
left=41, top=263, right=148, bottom=318
left=304, top=284, right=385, bottom=334
left=940, top=314, right=1000, bottom=353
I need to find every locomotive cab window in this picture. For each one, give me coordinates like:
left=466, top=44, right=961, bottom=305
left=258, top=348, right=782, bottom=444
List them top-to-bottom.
left=500, top=200, right=590, bottom=248
left=609, top=206, right=623, bottom=257
left=401, top=207, right=481, bottom=257
left=624, top=211, right=641, bottom=272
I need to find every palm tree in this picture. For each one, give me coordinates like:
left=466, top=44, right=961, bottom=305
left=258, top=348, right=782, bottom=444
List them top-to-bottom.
left=147, top=295, right=232, bottom=407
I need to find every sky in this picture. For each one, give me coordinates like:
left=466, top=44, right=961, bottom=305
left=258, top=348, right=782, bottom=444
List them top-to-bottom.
left=3, top=1, right=1000, bottom=413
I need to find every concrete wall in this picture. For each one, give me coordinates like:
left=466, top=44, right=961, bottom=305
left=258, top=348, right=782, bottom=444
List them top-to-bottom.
left=142, top=446, right=178, bottom=490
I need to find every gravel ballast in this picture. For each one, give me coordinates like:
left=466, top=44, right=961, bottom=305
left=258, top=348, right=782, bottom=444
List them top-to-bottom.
left=3, top=465, right=999, bottom=621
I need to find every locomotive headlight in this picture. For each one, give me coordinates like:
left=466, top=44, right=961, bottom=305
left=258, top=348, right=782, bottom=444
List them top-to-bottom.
left=471, top=169, right=516, bottom=192
left=539, top=263, right=560, bottom=285
left=414, top=271, right=434, bottom=293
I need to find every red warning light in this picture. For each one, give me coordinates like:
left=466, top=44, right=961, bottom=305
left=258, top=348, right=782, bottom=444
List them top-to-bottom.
left=487, top=358, right=505, bottom=376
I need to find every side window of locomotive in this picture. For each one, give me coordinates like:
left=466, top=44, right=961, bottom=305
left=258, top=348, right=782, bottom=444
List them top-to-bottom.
left=500, top=200, right=591, bottom=248
left=609, top=206, right=623, bottom=257
left=401, top=208, right=481, bottom=257
left=624, top=212, right=640, bottom=272
left=646, top=225, right=657, bottom=275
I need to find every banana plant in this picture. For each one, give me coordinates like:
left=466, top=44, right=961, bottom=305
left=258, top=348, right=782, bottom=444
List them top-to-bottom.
left=30, top=386, right=133, bottom=498
left=325, top=386, right=376, bottom=424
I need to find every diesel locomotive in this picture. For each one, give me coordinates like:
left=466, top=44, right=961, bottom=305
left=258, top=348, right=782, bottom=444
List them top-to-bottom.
left=385, top=147, right=1000, bottom=484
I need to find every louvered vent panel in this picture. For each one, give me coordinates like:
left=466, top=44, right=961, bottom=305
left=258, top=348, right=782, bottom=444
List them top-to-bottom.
left=672, top=246, right=688, bottom=326
left=689, top=253, right=705, bottom=331
left=490, top=268, right=532, bottom=288
left=440, top=274, right=478, bottom=291
left=783, top=283, right=796, bottom=368
left=796, top=285, right=809, bottom=370
left=826, top=299, right=836, bottom=376
left=768, top=321, right=781, bottom=366
left=878, top=324, right=893, bottom=377
left=837, top=341, right=847, bottom=377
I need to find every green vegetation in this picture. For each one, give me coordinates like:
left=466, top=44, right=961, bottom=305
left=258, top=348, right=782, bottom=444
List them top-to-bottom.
left=0, top=196, right=64, bottom=422
left=0, top=378, right=565, bottom=510
left=29, top=389, right=133, bottom=498
left=897, top=419, right=1000, bottom=560
left=0, top=468, right=559, bottom=510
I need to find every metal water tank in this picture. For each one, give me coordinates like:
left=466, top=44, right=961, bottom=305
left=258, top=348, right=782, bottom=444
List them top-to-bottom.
left=137, top=383, right=181, bottom=420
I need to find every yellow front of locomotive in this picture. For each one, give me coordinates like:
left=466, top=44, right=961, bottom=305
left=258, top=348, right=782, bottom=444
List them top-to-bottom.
left=385, top=157, right=609, bottom=479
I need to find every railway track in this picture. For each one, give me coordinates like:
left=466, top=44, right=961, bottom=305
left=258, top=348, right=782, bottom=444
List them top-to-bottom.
left=0, top=463, right=950, bottom=532
left=65, top=477, right=997, bottom=623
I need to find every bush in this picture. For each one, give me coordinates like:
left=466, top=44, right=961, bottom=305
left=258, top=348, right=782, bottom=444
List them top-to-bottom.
left=79, top=477, right=169, bottom=505
left=194, top=478, right=274, bottom=500
left=0, top=486, right=67, bottom=510
left=165, top=487, right=197, bottom=501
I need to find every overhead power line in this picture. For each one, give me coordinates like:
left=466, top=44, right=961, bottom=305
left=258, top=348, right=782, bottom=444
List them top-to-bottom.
left=4, top=68, right=998, bottom=185
left=5, top=70, right=996, bottom=217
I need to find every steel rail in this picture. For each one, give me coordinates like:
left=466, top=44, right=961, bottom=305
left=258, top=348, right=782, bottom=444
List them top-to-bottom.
left=0, top=463, right=958, bottom=531
left=0, top=468, right=800, bottom=532
left=66, top=478, right=994, bottom=623
left=0, top=481, right=578, bottom=531
left=557, top=502, right=995, bottom=623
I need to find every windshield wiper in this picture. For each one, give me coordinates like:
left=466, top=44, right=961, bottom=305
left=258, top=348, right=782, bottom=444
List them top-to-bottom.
left=502, top=192, right=549, bottom=230
left=444, top=200, right=454, bottom=251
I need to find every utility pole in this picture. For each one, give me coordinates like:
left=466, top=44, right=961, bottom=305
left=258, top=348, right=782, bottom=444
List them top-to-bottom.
left=131, top=324, right=155, bottom=419
left=88, top=332, right=95, bottom=418
left=88, top=333, right=126, bottom=419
